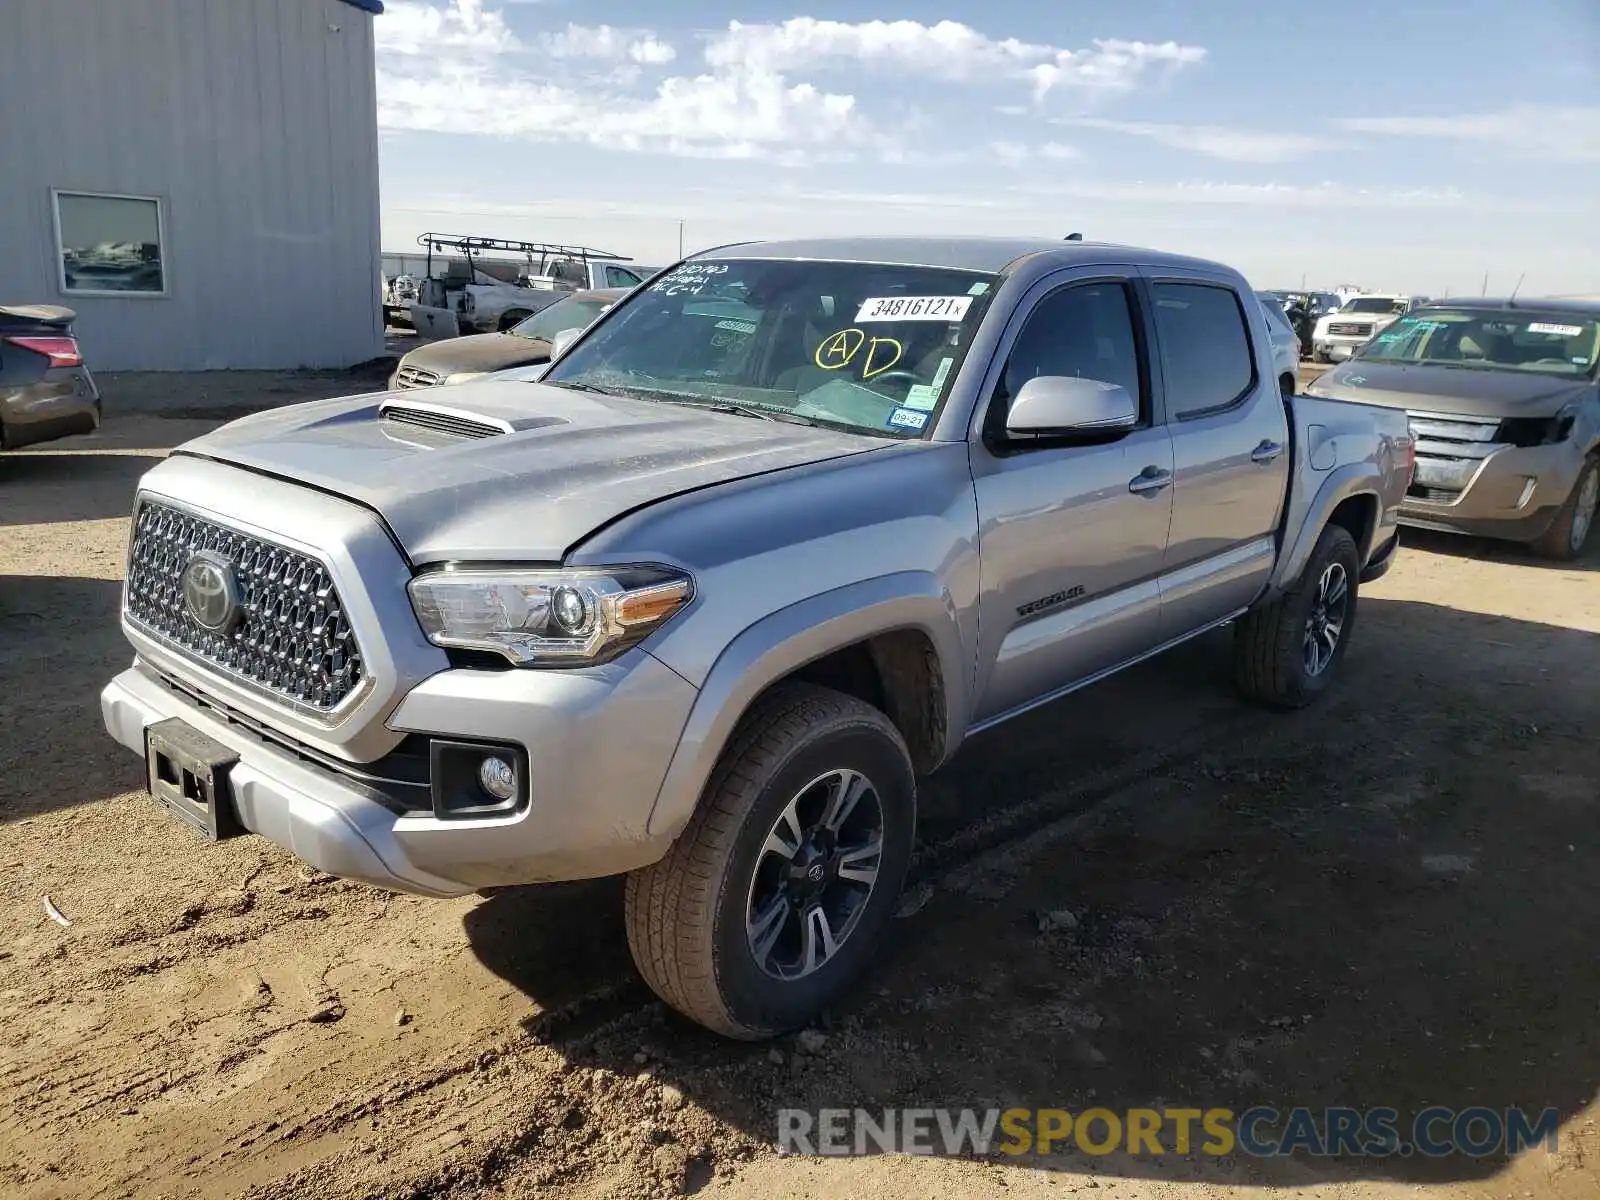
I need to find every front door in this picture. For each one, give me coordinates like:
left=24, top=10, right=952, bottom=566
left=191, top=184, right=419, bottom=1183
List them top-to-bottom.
left=969, top=273, right=1175, bottom=725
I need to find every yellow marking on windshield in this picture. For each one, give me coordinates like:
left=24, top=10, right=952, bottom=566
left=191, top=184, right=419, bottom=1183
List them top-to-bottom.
left=815, top=327, right=865, bottom=369
left=813, top=328, right=904, bottom=379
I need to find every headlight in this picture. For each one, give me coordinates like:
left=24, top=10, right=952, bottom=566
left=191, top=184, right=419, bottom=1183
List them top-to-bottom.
left=442, top=371, right=488, bottom=385
left=1499, top=404, right=1580, bottom=447
left=407, top=565, right=693, bottom=666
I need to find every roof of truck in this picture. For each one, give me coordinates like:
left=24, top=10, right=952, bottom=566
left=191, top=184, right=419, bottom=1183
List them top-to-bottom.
left=694, top=235, right=1235, bottom=277
left=1417, top=295, right=1600, bottom=316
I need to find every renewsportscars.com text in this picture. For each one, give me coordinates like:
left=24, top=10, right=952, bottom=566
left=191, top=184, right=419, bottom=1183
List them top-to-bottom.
left=777, top=1106, right=1561, bottom=1158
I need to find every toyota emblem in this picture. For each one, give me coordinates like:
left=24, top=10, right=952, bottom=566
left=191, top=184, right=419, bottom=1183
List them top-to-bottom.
left=182, top=551, right=241, bottom=632
left=806, top=863, right=827, bottom=884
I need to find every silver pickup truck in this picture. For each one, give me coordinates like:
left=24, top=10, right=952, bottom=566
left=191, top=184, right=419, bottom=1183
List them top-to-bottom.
left=102, top=237, right=1411, bottom=1040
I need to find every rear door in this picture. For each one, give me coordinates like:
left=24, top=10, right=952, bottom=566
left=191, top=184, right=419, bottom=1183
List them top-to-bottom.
left=968, top=268, right=1175, bottom=725
left=1141, top=270, right=1291, bottom=639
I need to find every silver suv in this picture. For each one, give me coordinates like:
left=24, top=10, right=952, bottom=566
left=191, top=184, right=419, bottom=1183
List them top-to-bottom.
left=103, top=237, right=1410, bottom=1039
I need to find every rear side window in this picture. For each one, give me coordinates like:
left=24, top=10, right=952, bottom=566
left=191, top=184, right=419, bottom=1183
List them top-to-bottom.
left=607, top=266, right=643, bottom=287
left=1152, top=283, right=1256, bottom=418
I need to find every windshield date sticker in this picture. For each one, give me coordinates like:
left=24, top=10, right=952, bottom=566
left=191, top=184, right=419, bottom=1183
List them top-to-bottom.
left=967, top=281, right=991, bottom=296
left=854, top=295, right=974, bottom=323
left=715, top=318, right=756, bottom=334
left=1528, top=322, right=1583, bottom=337
left=814, top=328, right=904, bottom=379
left=903, top=384, right=939, bottom=411
left=887, top=407, right=928, bottom=431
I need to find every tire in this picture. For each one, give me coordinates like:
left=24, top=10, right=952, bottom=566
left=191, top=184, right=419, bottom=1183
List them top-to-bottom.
left=498, top=310, right=531, bottom=332
left=1531, top=457, right=1599, bottom=562
left=1234, top=523, right=1361, bottom=709
left=624, top=683, right=916, bottom=1039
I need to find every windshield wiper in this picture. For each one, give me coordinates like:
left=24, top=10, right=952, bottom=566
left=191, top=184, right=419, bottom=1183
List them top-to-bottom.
left=544, top=379, right=614, bottom=395
left=617, top=388, right=821, bottom=426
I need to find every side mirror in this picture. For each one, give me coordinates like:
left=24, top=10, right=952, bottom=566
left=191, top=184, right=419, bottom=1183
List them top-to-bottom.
left=549, top=327, right=581, bottom=358
left=1006, top=375, right=1138, bottom=436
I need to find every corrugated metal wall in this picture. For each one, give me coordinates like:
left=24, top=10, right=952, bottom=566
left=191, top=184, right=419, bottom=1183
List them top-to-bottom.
left=0, top=0, right=384, bottom=371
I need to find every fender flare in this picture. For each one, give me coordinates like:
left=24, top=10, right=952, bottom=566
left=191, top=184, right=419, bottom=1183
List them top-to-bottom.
left=1269, top=462, right=1384, bottom=594
left=644, top=571, right=968, bottom=840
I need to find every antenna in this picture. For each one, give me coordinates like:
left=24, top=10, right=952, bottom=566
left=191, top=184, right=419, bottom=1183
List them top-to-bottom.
left=1508, top=272, right=1526, bottom=305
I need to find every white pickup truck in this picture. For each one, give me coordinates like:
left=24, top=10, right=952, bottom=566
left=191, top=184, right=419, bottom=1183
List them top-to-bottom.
left=1312, top=294, right=1413, bottom=362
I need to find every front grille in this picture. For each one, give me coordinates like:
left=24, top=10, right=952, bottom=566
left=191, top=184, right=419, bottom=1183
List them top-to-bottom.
left=1328, top=322, right=1372, bottom=337
left=394, top=365, right=441, bottom=389
left=381, top=406, right=502, bottom=439
left=1405, top=411, right=1505, bottom=496
left=1407, top=484, right=1460, bottom=504
left=125, top=501, right=365, bottom=712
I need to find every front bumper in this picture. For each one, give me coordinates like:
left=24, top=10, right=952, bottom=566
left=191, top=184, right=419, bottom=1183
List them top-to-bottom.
left=1313, top=335, right=1367, bottom=362
left=1400, top=439, right=1583, bottom=543
left=102, top=649, right=700, bottom=896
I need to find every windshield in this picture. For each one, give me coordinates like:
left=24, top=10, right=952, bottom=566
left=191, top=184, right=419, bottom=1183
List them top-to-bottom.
left=539, top=258, right=1001, bottom=438
left=510, top=296, right=611, bottom=341
left=1342, top=297, right=1407, bottom=315
left=1357, top=308, right=1600, bottom=376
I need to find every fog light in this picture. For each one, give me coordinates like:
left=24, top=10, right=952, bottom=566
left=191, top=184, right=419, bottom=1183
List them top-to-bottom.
left=477, top=755, right=517, bottom=802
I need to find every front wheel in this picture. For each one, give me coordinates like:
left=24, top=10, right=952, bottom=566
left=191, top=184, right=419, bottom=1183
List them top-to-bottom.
left=1531, top=457, right=1599, bottom=561
left=1234, top=523, right=1360, bottom=709
left=624, top=683, right=916, bottom=1039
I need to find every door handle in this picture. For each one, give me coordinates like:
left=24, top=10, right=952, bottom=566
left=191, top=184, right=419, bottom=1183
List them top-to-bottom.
left=1251, top=440, right=1285, bottom=464
left=1128, top=467, right=1173, bottom=496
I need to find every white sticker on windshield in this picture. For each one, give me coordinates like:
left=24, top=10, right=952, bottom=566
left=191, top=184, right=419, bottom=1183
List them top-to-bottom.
left=968, top=281, right=991, bottom=296
left=855, top=295, right=973, bottom=323
left=1528, top=322, right=1583, bottom=337
left=929, top=356, right=954, bottom=390
left=903, top=384, right=939, bottom=411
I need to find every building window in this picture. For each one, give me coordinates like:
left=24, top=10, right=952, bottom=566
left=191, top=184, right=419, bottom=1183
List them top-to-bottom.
left=53, top=191, right=167, bottom=296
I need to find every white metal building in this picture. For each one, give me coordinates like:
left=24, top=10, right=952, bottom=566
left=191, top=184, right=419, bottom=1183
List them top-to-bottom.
left=0, top=0, right=385, bottom=371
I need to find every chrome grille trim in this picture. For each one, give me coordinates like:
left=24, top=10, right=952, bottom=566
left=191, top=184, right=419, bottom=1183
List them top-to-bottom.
left=394, top=365, right=442, bottom=389
left=1404, top=410, right=1508, bottom=500
left=124, top=500, right=369, bottom=716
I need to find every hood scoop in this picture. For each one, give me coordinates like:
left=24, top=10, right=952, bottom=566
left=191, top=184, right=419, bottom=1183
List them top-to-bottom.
left=377, top=395, right=567, bottom=440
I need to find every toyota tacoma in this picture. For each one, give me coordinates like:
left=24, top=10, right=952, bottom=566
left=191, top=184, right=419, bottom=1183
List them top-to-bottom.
left=103, top=237, right=1411, bottom=1039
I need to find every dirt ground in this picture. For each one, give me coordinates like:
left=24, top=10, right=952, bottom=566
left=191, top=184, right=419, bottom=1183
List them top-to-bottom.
left=3, top=366, right=1600, bottom=1200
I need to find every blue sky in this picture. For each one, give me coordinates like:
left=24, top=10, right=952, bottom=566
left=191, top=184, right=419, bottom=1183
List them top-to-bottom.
left=374, top=0, right=1599, bottom=295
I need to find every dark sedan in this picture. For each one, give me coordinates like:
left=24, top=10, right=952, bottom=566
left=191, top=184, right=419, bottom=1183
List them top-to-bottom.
left=389, top=287, right=627, bottom=390
left=1307, top=297, right=1599, bottom=559
left=1, top=305, right=100, bottom=450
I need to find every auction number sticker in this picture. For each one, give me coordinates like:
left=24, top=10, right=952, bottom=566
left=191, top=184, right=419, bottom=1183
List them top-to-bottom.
left=855, top=295, right=973, bottom=323
left=1527, top=322, right=1584, bottom=337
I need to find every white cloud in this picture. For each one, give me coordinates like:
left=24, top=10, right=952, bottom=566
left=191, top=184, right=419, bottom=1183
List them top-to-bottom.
left=377, top=0, right=518, bottom=55
left=374, top=4, right=1202, bottom=163
left=704, top=18, right=1204, bottom=97
left=543, top=22, right=677, bottom=65
left=1331, top=105, right=1600, bottom=164
left=1063, top=118, right=1342, bottom=162
left=991, top=140, right=1079, bottom=166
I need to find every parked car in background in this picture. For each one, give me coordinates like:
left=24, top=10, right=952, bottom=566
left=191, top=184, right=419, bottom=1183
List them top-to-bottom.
left=102, top=235, right=1411, bottom=1040
left=390, top=287, right=628, bottom=390
left=1255, top=292, right=1302, bottom=395
left=1312, top=294, right=1413, bottom=362
left=1307, top=297, right=1599, bottom=559
left=1, top=305, right=100, bottom=450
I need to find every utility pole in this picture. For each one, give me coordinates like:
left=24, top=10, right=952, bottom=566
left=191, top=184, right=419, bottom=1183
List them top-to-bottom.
left=678, top=220, right=685, bottom=259
left=1481, top=271, right=1489, bottom=297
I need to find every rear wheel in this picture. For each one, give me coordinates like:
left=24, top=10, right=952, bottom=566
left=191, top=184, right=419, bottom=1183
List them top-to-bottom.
left=498, top=310, right=531, bottom=332
left=1532, top=457, right=1599, bottom=561
left=1234, top=523, right=1360, bottom=709
left=624, top=683, right=916, bottom=1039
